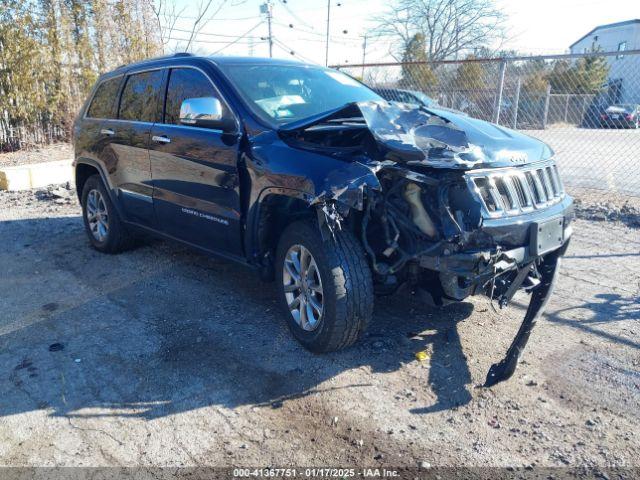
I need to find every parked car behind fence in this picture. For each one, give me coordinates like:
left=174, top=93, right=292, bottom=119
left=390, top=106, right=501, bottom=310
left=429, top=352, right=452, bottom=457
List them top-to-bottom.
left=600, top=104, right=640, bottom=128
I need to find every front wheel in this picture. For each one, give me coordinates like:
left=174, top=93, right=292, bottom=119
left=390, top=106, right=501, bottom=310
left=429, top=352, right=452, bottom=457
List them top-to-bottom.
left=276, top=221, right=373, bottom=352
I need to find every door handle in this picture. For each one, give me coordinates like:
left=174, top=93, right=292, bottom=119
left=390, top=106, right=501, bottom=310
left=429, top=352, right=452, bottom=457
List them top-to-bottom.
left=100, top=128, right=115, bottom=136
left=152, top=135, right=171, bottom=144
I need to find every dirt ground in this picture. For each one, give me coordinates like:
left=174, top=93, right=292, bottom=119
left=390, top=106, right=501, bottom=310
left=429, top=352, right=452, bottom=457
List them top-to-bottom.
left=0, top=143, right=72, bottom=168
left=0, top=186, right=638, bottom=475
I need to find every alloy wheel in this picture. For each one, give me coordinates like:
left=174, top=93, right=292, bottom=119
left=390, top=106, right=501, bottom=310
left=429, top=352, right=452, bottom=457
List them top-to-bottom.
left=86, top=189, right=109, bottom=242
left=283, top=244, right=324, bottom=331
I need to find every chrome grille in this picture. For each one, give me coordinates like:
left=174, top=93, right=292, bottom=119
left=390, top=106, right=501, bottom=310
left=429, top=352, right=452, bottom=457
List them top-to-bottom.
left=467, top=162, right=565, bottom=218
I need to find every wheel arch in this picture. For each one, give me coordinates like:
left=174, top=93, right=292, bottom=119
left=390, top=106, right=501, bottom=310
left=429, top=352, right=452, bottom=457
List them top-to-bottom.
left=74, top=158, right=124, bottom=218
left=248, top=187, right=317, bottom=279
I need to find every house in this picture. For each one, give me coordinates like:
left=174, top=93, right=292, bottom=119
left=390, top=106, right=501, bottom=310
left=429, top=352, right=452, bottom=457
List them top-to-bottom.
left=570, top=19, right=640, bottom=105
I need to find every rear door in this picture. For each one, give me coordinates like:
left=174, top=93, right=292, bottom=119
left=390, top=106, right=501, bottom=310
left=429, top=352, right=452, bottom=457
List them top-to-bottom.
left=149, top=66, right=243, bottom=256
left=99, top=69, right=164, bottom=227
left=76, top=75, right=123, bottom=177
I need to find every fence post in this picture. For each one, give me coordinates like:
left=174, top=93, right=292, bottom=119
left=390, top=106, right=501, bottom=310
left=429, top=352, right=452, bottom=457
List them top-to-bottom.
left=493, top=60, right=507, bottom=124
left=512, top=77, right=521, bottom=129
left=542, top=84, right=551, bottom=129
left=564, top=94, right=570, bottom=123
left=581, top=96, right=588, bottom=125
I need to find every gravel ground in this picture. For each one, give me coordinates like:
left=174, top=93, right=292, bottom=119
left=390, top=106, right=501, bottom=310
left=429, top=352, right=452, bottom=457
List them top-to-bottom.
left=0, top=187, right=638, bottom=474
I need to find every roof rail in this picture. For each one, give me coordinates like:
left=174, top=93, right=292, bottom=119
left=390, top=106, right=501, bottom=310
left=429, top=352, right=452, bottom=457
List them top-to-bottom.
left=115, top=52, right=195, bottom=70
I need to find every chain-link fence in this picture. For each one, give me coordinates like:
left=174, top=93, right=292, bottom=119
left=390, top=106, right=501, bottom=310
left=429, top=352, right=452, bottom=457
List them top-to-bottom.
left=335, top=50, right=640, bottom=200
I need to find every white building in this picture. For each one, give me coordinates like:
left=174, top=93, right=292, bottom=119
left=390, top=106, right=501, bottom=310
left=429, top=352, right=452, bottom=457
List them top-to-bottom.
left=570, top=19, right=640, bottom=104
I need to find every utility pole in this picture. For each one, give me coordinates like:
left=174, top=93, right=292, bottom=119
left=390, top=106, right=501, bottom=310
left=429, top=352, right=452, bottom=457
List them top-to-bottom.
left=324, top=0, right=330, bottom=66
left=260, top=1, right=273, bottom=58
left=361, top=34, right=367, bottom=79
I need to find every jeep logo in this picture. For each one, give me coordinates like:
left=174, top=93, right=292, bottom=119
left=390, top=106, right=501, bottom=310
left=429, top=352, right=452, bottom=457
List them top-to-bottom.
left=508, top=153, right=528, bottom=163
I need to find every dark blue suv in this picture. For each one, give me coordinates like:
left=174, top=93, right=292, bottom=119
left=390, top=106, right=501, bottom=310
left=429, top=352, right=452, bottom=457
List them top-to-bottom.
left=73, top=54, right=573, bottom=386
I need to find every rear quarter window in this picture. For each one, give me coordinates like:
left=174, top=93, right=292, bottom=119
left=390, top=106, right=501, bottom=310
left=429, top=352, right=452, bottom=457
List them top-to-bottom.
left=118, top=70, right=164, bottom=123
left=86, top=77, right=121, bottom=119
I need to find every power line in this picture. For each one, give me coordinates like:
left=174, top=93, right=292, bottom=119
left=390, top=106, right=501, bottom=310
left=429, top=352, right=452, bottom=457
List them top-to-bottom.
left=276, top=0, right=315, bottom=30
left=173, top=13, right=262, bottom=21
left=212, top=21, right=265, bottom=54
left=272, top=21, right=362, bottom=42
left=171, top=27, right=262, bottom=38
left=168, top=36, right=258, bottom=44
left=272, top=38, right=317, bottom=64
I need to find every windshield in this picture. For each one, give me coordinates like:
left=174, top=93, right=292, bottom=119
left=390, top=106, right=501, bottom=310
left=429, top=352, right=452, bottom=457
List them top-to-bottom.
left=221, top=64, right=382, bottom=124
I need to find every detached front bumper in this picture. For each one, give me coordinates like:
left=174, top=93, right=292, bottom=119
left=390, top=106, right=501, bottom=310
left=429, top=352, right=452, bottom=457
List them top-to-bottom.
left=419, top=194, right=574, bottom=386
left=484, top=248, right=562, bottom=386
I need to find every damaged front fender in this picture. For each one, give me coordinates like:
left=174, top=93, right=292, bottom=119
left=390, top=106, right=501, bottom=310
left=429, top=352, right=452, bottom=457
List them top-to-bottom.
left=308, top=160, right=384, bottom=210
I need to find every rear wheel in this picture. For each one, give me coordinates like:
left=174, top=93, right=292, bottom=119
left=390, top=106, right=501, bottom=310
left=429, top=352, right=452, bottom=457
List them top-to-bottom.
left=81, top=174, right=134, bottom=253
left=276, top=221, right=373, bottom=352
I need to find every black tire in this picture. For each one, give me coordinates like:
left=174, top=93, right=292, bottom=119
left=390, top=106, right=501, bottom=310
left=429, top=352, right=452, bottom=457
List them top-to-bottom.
left=81, top=174, right=134, bottom=253
left=275, top=220, right=374, bottom=352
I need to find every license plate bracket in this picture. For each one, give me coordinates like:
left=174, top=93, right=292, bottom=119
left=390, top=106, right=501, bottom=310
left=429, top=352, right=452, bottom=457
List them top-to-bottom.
left=531, top=217, right=564, bottom=256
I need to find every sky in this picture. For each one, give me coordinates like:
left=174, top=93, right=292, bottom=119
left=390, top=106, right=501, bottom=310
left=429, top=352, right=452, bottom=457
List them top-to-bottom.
left=167, top=0, right=640, bottom=65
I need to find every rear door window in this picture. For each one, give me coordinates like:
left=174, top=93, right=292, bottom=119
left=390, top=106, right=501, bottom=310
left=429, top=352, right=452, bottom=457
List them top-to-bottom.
left=164, top=68, right=230, bottom=125
left=118, top=70, right=164, bottom=123
left=86, top=77, right=121, bottom=119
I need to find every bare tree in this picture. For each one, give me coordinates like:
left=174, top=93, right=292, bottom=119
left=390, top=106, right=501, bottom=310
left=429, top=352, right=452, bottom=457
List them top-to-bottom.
left=151, top=0, right=184, bottom=53
left=152, top=0, right=231, bottom=53
left=184, top=0, right=217, bottom=52
left=372, top=0, right=507, bottom=62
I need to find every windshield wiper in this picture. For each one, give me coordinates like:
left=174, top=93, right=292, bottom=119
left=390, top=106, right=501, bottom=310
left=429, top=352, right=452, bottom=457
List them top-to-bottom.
left=279, top=102, right=358, bottom=131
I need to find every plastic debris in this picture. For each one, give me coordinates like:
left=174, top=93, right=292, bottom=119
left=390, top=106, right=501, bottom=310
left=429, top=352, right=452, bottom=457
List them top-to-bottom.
left=415, top=350, right=430, bottom=362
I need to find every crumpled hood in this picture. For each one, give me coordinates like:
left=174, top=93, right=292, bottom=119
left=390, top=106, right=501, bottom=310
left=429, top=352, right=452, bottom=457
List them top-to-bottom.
left=280, top=101, right=553, bottom=169
left=424, top=106, right=554, bottom=167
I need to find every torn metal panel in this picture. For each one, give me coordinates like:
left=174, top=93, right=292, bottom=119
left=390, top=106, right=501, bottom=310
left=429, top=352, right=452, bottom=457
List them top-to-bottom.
left=356, top=101, right=482, bottom=168
left=308, top=160, right=382, bottom=210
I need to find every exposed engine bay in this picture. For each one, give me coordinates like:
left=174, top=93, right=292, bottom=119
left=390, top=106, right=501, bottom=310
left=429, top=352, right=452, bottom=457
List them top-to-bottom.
left=278, top=101, right=574, bottom=386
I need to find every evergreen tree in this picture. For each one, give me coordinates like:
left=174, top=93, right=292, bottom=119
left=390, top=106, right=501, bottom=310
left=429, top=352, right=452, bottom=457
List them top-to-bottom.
left=0, top=0, right=160, bottom=148
left=0, top=2, right=48, bottom=125
left=399, top=34, right=437, bottom=90
left=548, top=50, right=609, bottom=94
left=452, top=56, right=487, bottom=91
left=521, top=59, right=549, bottom=94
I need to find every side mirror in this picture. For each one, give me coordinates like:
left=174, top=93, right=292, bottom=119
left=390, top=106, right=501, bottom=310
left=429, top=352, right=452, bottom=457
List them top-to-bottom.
left=179, top=97, right=234, bottom=131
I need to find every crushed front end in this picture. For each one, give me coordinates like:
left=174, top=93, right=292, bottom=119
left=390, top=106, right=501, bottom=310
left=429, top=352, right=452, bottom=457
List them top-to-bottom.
left=279, top=101, right=574, bottom=386
left=360, top=161, right=573, bottom=386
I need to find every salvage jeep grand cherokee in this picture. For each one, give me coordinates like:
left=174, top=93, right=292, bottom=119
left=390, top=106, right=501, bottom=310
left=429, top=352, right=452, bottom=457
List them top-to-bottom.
left=73, top=54, right=574, bottom=386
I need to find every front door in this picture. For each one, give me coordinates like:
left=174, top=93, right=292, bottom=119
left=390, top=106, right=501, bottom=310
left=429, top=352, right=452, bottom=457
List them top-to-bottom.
left=149, top=67, right=243, bottom=257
